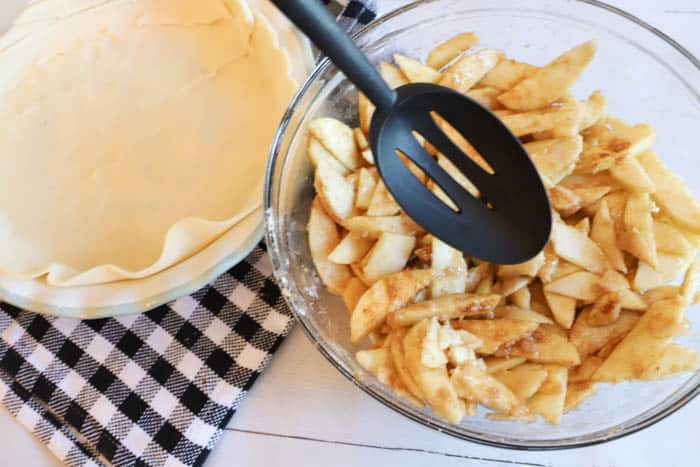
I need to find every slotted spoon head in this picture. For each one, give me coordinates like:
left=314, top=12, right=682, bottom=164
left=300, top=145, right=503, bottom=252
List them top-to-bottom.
left=273, top=0, right=551, bottom=264
left=369, top=83, right=552, bottom=264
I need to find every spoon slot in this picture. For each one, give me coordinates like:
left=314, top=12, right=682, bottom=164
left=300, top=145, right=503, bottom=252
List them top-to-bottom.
left=430, top=112, right=495, bottom=175
left=393, top=134, right=488, bottom=216
left=394, top=148, right=459, bottom=213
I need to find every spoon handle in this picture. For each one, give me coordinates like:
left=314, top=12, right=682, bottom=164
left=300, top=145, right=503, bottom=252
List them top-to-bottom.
left=271, top=0, right=396, bottom=112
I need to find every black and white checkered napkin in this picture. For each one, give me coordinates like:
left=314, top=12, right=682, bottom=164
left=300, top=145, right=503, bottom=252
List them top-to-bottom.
left=0, top=2, right=377, bottom=466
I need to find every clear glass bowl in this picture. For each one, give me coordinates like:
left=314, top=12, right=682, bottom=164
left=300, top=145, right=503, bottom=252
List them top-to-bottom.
left=264, top=0, right=700, bottom=449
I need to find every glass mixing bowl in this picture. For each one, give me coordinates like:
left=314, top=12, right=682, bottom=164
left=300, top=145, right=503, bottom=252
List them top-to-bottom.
left=264, top=0, right=700, bottom=449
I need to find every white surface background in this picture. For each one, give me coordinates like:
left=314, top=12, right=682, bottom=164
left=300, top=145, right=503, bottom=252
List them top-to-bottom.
left=0, top=1, right=699, bottom=466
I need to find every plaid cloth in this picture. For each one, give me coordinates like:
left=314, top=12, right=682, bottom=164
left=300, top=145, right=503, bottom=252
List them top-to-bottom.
left=0, top=1, right=377, bottom=466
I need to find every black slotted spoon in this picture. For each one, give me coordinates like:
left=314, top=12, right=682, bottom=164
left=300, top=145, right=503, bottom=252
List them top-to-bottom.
left=273, top=0, right=551, bottom=264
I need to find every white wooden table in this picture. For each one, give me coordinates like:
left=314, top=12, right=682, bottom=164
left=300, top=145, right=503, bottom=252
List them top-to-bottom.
left=1, top=1, right=699, bottom=466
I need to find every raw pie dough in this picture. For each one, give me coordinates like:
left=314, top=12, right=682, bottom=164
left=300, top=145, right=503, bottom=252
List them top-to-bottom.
left=0, top=0, right=301, bottom=286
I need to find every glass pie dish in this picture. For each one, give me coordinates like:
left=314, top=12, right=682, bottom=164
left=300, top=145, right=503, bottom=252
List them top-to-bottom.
left=0, top=0, right=313, bottom=318
left=264, top=0, right=700, bottom=449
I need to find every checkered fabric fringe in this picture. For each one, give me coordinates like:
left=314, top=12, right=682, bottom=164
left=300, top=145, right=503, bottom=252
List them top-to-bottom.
left=327, top=0, right=378, bottom=31
left=0, top=2, right=377, bottom=466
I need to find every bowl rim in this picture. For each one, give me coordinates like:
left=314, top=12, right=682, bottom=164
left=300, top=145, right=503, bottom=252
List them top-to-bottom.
left=264, top=0, right=700, bottom=450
